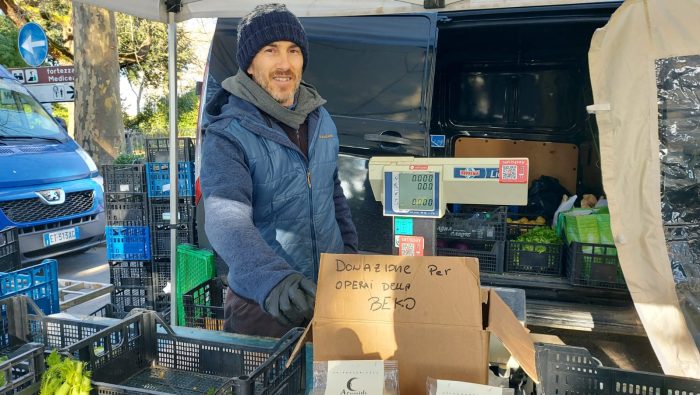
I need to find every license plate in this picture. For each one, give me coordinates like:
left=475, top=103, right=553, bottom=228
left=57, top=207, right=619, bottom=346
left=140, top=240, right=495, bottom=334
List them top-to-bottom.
left=43, top=227, right=80, bottom=247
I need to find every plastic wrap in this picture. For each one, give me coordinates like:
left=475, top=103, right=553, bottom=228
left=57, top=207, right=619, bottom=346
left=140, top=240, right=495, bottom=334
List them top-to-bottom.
left=657, top=55, right=700, bottom=346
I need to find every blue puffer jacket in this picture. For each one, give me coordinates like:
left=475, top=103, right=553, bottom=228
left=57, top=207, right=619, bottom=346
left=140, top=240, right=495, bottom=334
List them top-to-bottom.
left=200, top=89, right=357, bottom=308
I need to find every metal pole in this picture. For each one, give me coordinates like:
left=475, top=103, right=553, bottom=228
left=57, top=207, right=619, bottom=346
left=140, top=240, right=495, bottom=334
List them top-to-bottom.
left=168, top=11, right=178, bottom=326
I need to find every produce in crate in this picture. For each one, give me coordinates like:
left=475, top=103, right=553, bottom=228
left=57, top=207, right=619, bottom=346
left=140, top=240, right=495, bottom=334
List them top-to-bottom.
left=506, top=216, right=546, bottom=225
left=515, top=227, right=562, bottom=253
left=40, top=350, right=92, bottom=395
left=0, top=355, right=6, bottom=386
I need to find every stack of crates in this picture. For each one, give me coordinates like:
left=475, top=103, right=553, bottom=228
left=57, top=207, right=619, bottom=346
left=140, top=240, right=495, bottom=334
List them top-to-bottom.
left=103, top=138, right=199, bottom=317
left=145, top=138, right=197, bottom=311
left=103, top=163, right=153, bottom=313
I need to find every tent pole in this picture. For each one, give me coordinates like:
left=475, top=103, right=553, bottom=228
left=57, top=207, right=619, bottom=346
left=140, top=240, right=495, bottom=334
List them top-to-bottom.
left=168, top=10, right=178, bottom=326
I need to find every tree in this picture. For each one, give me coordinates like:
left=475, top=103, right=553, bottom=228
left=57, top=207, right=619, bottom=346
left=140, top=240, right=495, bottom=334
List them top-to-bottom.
left=0, top=0, right=197, bottom=164
left=0, top=0, right=73, bottom=63
left=72, top=2, right=123, bottom=165
left=0, top=16, right=25, bottom=67
left=118, top=16, right=194, bottom=113
left=124, top=88, right=200, bottom=138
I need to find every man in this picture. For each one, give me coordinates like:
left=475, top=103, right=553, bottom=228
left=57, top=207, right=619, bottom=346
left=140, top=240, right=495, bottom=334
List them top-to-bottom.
left=200, top=3, right=358, bottom=337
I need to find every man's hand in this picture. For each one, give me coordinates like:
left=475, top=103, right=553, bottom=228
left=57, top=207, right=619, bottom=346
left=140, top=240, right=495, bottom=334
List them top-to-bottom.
left=264, top=274, right=316, bottom=326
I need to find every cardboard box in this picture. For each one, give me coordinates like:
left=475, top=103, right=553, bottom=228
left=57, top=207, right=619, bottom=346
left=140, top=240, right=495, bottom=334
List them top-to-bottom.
left=308, top=254, right=538, bottom=395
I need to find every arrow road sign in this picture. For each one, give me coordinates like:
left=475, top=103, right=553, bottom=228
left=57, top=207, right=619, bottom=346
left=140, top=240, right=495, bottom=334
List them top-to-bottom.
left=18, top=22, right=48, bottom=67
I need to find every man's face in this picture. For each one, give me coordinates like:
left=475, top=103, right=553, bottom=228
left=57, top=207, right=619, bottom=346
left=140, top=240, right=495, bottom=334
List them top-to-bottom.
left=247, top=41, right=303, bottom=107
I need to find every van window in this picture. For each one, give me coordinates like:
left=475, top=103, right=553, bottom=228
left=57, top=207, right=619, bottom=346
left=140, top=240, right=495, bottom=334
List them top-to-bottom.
left=304, top=16, right=435, bottom=123
left=448, top=69, right=580, bottom=131
left=0, top=79, right=64, bottom=139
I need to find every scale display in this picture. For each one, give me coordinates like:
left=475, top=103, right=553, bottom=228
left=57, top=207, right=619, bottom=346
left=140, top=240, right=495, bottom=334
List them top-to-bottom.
left=384, top=171, right=441, bottom=218
left=397, top=172, right=435, bottom=211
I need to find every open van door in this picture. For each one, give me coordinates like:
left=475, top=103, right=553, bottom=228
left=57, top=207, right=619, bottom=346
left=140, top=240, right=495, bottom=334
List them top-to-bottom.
left=588, top=0, right=700, bottom=378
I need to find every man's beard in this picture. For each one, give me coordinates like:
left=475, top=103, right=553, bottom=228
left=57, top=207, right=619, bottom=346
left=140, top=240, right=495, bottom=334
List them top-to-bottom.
left=254, top=71, right=300, bottom=105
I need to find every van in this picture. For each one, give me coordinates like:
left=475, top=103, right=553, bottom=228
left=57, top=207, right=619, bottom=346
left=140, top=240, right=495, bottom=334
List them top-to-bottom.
left=195, top=0, right=700, bottom=369
left=0, top=66, right=105, bottom=264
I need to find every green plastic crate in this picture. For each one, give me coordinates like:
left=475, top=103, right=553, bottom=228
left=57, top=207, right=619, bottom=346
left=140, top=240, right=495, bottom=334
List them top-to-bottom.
left=175, top=244, right=215, bottom=325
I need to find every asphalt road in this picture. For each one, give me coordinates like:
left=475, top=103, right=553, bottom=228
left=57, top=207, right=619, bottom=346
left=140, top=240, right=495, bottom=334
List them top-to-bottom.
left=56, top=244, right=110, bottom=315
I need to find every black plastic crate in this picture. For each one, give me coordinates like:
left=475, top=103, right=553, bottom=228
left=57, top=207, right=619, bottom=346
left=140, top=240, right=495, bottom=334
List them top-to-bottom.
left=145, top=137, right=195, bottom=163
left=103, top=164, right=147, bottom=194
left=105, top=193, right=148, bottom=226
left=148, top=197, right=196, bottom=231
left=437, top=206, right=507, bottom=241
left=0, top=226, right=20, bottom=272
left=151, top=228, right=196, bottom=259
left=437, top=240, right=504, bottom=273
left=506, top=241, right=564, bottom=276
left=567, top=242, right=626, bottom=290
left=151, top=258, right=171, bottom=312
left=109, top=261, right=156, bottom=311
left=183, top=278, right=226, bottom=331
left=0, top=297, right=45, bottom=394
left=89, top=303, right=128, bottom=319
left=62, top=311, right=306, bottom=395
left=536, top=343, right=700, bottom=395
left=536, top=343, right=606, bottom=395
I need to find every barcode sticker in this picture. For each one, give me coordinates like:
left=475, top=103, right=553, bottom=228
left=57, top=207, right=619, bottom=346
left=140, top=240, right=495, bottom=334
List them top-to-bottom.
left=499, top=159, right=528, bottom=183
left=162, top=183, right=171, bottom=192
left=119, top=184, right=130, bottom=192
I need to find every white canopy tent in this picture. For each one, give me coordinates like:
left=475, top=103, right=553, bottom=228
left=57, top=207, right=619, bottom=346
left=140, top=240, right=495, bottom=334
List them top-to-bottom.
left=72, top=0, right=700, bottom=378
left=73, top=0, right=619, bottom=21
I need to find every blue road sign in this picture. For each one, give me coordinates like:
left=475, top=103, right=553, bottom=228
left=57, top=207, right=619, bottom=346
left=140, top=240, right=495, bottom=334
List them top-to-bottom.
left=18, top=22, right=48, bottom=67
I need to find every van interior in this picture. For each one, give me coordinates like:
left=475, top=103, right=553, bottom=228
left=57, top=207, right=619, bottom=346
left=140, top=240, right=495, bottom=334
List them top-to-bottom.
left=201, top=3, right=656, bottom=350
left=427, top=7, right=630, bottom=323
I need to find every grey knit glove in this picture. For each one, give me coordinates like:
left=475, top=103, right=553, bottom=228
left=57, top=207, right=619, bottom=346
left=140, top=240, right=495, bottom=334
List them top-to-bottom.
left=264, top=273, right=316, bottom=327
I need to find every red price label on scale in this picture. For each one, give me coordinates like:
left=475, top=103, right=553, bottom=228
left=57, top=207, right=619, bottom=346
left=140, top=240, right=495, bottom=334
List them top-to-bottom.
left=498, top=159, right=528, bottom=183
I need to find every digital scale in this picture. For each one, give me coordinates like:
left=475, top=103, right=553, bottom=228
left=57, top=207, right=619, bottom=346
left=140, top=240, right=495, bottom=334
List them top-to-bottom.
left=368, top=157, right=530, bottom=255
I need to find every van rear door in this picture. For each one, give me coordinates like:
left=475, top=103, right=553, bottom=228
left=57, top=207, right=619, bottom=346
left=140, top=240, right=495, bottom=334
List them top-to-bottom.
left=302, top=14, right=439, bottom=156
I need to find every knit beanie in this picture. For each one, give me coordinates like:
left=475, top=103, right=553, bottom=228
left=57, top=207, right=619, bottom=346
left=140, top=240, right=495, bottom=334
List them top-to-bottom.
left=236, top=4, right=309, bottom=72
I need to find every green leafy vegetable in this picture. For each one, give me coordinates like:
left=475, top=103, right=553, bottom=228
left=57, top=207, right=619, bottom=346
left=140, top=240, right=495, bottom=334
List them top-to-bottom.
left=40, top=350, right=92, bottom=395
left=0, top=355, right=8, bottom=387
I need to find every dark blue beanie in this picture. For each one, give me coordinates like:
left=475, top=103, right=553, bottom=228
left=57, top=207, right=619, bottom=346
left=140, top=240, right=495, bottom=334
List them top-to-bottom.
left=236, top=4, right=309, bottom=73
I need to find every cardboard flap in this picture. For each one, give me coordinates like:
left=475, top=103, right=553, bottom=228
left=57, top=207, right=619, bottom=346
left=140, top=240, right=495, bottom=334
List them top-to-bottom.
left=316, top=254, right=482, bottom=327
left=487, top=290, right=539, bottom=383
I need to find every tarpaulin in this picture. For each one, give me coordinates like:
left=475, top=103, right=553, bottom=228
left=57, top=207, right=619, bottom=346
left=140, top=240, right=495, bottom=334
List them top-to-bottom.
left=589, top=0, right=700, bottom=378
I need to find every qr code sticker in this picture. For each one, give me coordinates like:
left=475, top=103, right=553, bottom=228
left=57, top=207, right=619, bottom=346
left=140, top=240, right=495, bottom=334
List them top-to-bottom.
left=499, top=159, right=527, bottom=183
left=501, top=165, right=518, bottom=180
left=401, top=243, right=415, bottom=256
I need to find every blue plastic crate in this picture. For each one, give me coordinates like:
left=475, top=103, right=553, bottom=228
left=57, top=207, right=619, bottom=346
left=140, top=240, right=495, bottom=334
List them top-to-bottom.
left=145, top=162, right=195, bottom=198
left=106, top=226, right=152, bottom=261
left=0, top=259, right=59, bottom=315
